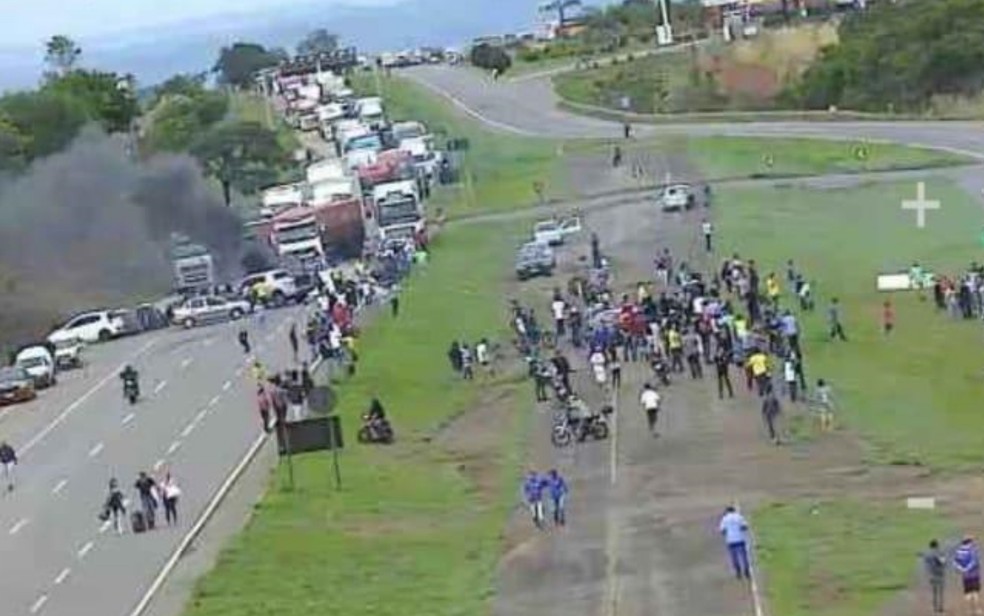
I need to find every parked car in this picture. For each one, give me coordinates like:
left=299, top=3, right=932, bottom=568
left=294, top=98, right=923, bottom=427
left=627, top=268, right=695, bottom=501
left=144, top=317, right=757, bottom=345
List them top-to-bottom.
left=657, top=183, right=695, bottom=212
left=533, top=217, right=581, bottom=246
left=516, top=242, right=556, bottom=281
left=238, top=270, right=299, bottom=307
left=172, top=296, right=251, bottom=329
left=47, top=310, right=126, bottom=345
left=52, top=339, right=84, bottom=370
left=14, top=346, right=56, bottom=388
left=0, top=366, right=37, bottom=406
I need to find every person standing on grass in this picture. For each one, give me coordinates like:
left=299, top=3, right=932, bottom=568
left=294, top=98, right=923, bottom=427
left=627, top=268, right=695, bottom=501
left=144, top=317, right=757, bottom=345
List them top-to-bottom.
left=701, top=219, right=713, bottom=253
left=390, top=294, right=399, bottom=318
left=828, top=297, right=847, bottom=341
left=882, top=299, right=894, bottom=335
left=780, top=310, right=800, bottom=358
left=476, top=338, right=491, bottom=376
left=460, top=344, right=474, bottom=381
left=714, top=347, right=734, bottom=399
left=815, top=379, right=835, bottom=432
left=640, top=383, right=662, bottom=437
left=761, top=389, right=781, bottom=445
left=0, top=441, right=16, bottom=492
left=546, top=469, right=568, bottom=527
left=523, top=471, right=546, bottom=529
left=718, top=506, right=751, bottom=580
left=954, top=536, right=983, bottom=616
left=921, top=539, right=947, bottom=615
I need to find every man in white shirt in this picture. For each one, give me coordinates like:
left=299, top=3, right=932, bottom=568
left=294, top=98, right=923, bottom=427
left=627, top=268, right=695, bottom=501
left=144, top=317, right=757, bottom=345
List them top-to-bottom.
left=701, top=219, right=713, bottom=253
left=551, top=297, right=567, bottom=340
left=639, top=383, right=661, bottom=436
left=718, top=506, right=751, bottom=579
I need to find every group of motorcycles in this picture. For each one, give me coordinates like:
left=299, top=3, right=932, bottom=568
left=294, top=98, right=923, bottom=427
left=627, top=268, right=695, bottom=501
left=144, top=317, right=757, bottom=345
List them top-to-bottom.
left=537, top=363, right=613, bottom=448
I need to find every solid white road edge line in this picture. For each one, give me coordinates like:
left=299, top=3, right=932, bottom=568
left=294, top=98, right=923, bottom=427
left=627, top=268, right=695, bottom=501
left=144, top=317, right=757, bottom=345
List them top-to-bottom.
left=20, top=337, right=158, bottom=455
left=128, top=354, right=323, bottom=616
left=222, top=380, right=231, bottom=392
left=610, top=387, right=619, bottom=486
left=207, top=395, right=220, bottom=408
left=181, top=423, right=196, bottom=438
left=166, top=441, right=181, bottom=456
left=736, top=500, right=766, bottom=616
left=9, top=518, right=29, bottom=535
left=77, top=541, right=94, bottom=559
left=54, top=567, right=71, bottom=585
left=29, top=594, right=47, bottom=614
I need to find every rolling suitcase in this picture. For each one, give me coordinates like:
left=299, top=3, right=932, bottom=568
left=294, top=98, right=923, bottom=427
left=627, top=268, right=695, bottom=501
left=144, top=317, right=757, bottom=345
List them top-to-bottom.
left=131, top=510, right=147, bottom=534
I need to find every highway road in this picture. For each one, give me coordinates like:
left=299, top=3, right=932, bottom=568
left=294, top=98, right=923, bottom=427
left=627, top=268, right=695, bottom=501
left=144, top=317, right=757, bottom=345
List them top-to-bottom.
left=403, top=65, right=984, bottom=160
left=0, top=309, right=301, bottom=616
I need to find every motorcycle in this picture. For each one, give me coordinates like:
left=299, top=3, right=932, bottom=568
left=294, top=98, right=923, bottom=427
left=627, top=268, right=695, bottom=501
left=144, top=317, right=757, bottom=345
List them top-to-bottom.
left=650, top=356, right=671, bottom=387
left=123, top=379, right=140, bottom=405
left=551, top=405, right=612, bottom=447
left=357, top=414, right=394, bottom=444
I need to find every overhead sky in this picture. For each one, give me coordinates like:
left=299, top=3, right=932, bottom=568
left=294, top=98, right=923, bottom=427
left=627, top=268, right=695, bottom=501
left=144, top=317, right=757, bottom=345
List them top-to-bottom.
left=0, top=0, right=399, bottom=49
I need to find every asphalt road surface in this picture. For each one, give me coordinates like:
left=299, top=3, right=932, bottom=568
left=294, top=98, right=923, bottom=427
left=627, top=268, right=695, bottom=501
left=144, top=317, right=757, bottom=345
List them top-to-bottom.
left=403, top=65, right=984, bottom=160
left=0, top=309, right=302, bottom=616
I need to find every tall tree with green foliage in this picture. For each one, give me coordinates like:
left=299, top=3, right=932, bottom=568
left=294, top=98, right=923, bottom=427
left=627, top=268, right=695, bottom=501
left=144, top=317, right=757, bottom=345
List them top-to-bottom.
left=790, top=0, right=984, bottom=111
left=297, top=29, right=339, bottom=56
left=44, top=35, right=82, bottom=75
left=213, top=43, right=287, bottom=89
left=43, top=70, right=140, bottom=133
left=0, top=90, right=88, bottom=159
left=0, top=114, right=30, bottom=171
left=191, top=121, right=289, bottom=205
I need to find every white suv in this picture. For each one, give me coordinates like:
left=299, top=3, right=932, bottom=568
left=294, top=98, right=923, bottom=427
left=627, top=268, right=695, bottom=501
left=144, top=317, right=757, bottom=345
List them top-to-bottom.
left=239, top=270, right=299, bottom=307
left=47, top=310, right=125, bottom=344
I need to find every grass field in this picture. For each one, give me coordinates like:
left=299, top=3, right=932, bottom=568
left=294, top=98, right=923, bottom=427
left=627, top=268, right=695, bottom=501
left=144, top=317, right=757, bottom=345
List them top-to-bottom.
left=554, top=50, right=692, bottom=114
left=353, top=74, right=565, bottom=215
left=228, top=92, right=300, bottom=152
left=685, top=136, right=972, bottom=180
left=716, top=178, right=984, bottom=468
left=184, top=221, right=532, bottom=616
left=755, top=500, right=950, bottom=616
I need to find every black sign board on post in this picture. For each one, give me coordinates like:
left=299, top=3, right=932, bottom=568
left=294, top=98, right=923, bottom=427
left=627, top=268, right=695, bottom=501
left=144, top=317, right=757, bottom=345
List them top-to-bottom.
left=276, top=415, right=344, bottom=490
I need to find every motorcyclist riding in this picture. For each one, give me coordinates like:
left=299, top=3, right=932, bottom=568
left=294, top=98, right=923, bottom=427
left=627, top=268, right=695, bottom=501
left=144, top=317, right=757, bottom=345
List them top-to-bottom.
left=119, top=365, right=140, bottom=401
left=565, top=394, right=592, bottom=442
left=359, top=397, right=393, bottom=443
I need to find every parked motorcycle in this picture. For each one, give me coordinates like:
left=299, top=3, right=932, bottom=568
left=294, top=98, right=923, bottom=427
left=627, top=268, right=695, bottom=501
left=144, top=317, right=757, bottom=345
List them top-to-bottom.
left=551, top=405, right=613, bottom=447
left=357, top=414, right=394, bottom=444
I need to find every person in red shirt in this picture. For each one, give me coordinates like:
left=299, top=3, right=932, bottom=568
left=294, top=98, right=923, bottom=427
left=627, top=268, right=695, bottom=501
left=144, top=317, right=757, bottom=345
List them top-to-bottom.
left=882, top=299, right=894, bottom=335
left=256, top=385, right=272, bottom=433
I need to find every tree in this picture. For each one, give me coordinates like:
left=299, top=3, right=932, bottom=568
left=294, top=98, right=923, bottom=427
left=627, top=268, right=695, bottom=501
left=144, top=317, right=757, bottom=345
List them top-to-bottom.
left=541, top=0, right=582, bottom=27
left=297, top=29, right=339, bottom=56
left=45, top=35, right=82, bottom=75
left=213, top=43, right=287, bottom=89
left=470, top=44, right=512, bottom=73
left=43, top=70, right=140, bottom=133
left=152, top=73, right=208, bottom=105
left=0, top=90, right=88, bottom=159
left=0, top=113, right=30, bottom=171
left=191, top=121, right=289, bottom=205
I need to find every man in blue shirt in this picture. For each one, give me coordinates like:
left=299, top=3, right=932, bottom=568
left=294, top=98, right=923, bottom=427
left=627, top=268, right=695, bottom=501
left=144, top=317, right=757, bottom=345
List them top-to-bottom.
left=780, top=311, right=800, bottom=358
left=546, top=469, right=569, bottom=526
left=522, top=471, right=546, bottom=529
left=718, top=506, right=751, bottom=579
left=954, top=536, right=982, bottom=615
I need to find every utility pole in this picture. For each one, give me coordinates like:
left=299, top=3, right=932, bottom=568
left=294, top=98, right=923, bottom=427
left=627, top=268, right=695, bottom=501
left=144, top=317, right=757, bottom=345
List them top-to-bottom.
left=655, top=0, right=674, bottom=46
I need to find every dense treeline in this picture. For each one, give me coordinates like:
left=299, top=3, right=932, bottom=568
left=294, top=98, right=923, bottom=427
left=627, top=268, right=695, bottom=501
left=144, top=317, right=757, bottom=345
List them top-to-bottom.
left=789, top=0, right=984, bottom=111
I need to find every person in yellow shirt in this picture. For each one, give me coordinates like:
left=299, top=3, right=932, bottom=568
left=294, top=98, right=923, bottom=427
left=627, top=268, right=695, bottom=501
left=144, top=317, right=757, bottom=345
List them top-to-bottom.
left=766, top=273, right=780, bottom=308
left=667, top=328, right=683, bottom=373
left=746, top=350, right=770, bottom=397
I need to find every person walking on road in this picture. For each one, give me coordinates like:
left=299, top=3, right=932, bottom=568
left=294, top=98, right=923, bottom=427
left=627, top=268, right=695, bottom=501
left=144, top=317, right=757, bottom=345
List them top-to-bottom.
left=701, top=219, right=713, bottom=253
left=288, top=323, right=299, bottom=362
left=238, top=328, right=251, bottom=355
left=683, top=329, right=703, bottom=380
left=714, top=348, right=734, bottom=399
left=609, top=355, right=622, bottom=390
left=640, top=383, right=662, bottom=437
left=257, top=385, right=272, bottom=433
left=761, top=390, right=782, bottom=445
left=0, top=441, right=17, bottom=492
left=546, top=469, right=568, bottom=526
left=135, top=471, right=159, bottom=530
left=523, top=471, right=546, bottom=529
left=160, top=473, right=181, bottom=527
left=104, top=478, right=127, bottom=535
left=718, top=506, right=752, bottom=580
left=954, top=536, right=983, bottom=616
left=921, top=538, right=947, bottom=615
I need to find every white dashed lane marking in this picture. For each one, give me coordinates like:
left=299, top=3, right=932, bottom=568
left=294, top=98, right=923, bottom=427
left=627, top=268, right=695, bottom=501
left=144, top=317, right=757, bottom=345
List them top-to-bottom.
left=180, top=357, right=193, bottom=369
left=153, top=380, right=168, bottom=394
left=222, top=380, right=231, bottom=392
left=122, top=412, right=135, bottom=426
left=166, top=441, right=181, bottom=455
left=88, top=443, right=104, bottom=458
left=52, top=479, right=68, bottom=495
left=9, top=518, right=29, bottom=535
left=77, top=541, right=94, bottom=559
left=54, top=567, right=71, bottom=585
left=29, top=594, right=47, bottom=614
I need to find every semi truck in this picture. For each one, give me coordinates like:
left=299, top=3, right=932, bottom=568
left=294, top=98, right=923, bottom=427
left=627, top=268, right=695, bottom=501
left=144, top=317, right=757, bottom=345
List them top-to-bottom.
left=373, top=180, right=423, bottom=241
left=254, top=198, right=366, bottom=262
left=170, top=234, right=215, bottom=293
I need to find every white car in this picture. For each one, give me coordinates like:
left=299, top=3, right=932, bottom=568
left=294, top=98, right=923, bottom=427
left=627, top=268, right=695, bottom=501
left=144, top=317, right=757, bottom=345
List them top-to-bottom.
left=657, top=183, right=695, bottom=212
left=533, top=217, right=582, bottom=246
left=239, top=270, right=299, bottom=307
left=172, top=296, right=251, bottom=329
left=47, top=311, right=125, bottom=345
left=52, top=339, right=84, bottom=370
left=15, top=346, right=57, bottom=388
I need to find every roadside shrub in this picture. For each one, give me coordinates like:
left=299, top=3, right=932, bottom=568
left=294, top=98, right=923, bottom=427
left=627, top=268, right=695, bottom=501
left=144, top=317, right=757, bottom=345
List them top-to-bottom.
left=470, top=44, right=512, bottom=73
